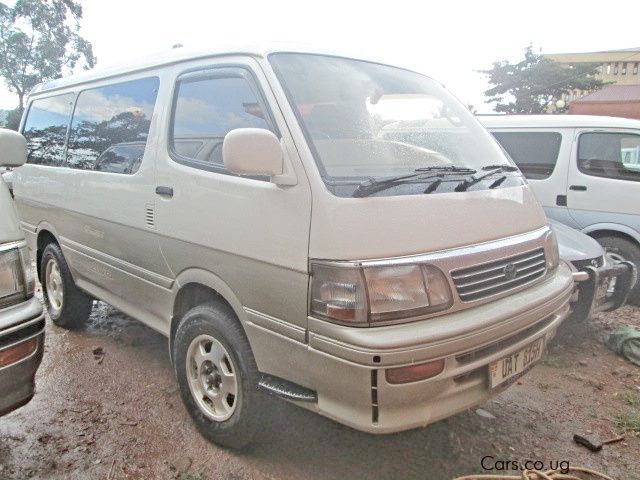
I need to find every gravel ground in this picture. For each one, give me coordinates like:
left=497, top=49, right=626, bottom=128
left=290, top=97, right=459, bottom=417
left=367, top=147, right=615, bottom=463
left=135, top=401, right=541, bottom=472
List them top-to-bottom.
left=1, top=298, right=639, bottom=480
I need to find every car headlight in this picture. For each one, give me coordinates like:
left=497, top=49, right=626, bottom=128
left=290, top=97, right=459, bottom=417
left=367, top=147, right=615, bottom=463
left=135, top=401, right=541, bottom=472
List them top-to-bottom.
left=543, top=230, right=560, bottom=272
left=0, top=243, right=35, bottom=309
left=310, top=262, right=452, bottom=326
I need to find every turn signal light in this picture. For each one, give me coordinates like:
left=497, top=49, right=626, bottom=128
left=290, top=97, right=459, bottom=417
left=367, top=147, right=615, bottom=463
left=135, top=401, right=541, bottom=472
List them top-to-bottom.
left=0, top=338, right=38, bottom=368
left=385, top=358, right=445, bottom=384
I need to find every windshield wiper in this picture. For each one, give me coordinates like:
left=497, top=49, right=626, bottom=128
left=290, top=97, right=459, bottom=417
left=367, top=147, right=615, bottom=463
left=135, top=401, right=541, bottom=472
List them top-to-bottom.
left=480, top=164, right=519, bottom=172
left=454, top=165, right=518, bottom=192
left=352, top=166, right=477, bottom=198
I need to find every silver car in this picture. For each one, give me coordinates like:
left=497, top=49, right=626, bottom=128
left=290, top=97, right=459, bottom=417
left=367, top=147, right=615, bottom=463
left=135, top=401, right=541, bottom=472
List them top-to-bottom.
left=0, top=129, right=45, bottom=416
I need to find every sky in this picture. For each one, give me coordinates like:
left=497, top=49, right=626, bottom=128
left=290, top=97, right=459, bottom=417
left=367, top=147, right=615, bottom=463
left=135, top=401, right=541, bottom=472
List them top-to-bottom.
left=1, top=0, right=640, bottom=113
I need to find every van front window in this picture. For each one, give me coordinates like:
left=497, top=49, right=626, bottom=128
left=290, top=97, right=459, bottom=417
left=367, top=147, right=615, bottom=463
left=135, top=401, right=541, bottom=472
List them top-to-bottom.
left=269, top=53, right=519, bottom=197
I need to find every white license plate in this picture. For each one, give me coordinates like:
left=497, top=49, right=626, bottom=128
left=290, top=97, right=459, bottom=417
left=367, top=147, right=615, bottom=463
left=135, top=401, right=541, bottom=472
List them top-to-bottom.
left=489, top=337, right=544, bottom=388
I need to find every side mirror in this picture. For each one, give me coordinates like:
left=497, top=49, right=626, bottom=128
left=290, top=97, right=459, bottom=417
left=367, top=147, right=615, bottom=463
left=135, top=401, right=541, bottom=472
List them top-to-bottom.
left=223, top=128, right=283, bottom=179
left=0, top=129, right=27, bottom=167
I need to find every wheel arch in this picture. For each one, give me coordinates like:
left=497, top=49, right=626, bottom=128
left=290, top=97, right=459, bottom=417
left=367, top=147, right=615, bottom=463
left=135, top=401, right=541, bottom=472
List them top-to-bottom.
left=35, top=223, right=62, bottom=280
left=583, top=223, right=640, bottom=248
left=170, top=268, right=248, bottom=363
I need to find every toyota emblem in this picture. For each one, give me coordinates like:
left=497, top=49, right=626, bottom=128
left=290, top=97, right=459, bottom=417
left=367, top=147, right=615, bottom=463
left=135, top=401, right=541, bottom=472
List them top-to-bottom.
left=503, top=263, right=518, bottom=280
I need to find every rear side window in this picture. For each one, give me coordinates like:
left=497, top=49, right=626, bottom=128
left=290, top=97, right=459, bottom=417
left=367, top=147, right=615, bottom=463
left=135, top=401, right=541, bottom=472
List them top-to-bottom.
left=170, top=69, right=273, bottom=173
left=67, top=77, right=159, bottom=173
left=23, top=94, right=74, bottom=166
left=491, top=131, right=562, bottom=179
left=578, top=132, right=640, bottom=182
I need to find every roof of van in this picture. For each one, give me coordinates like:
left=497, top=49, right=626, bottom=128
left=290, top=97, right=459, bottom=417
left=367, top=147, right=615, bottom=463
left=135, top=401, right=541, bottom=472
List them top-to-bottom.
left=29, top=43, right=421, bottom=96
left=478, top=114, right=640, bottom=129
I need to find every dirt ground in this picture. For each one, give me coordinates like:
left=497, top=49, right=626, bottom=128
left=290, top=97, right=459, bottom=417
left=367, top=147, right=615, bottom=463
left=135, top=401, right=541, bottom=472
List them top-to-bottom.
left=1, top=294, right=639, bottom=480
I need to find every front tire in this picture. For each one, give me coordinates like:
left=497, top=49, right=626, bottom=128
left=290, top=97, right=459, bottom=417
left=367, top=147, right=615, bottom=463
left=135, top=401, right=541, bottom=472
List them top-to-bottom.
left=597, top=235, right=640, bottom=305
left=40, top=243, right=93, bottom=328
left=173, top=303, right=267, bottom=449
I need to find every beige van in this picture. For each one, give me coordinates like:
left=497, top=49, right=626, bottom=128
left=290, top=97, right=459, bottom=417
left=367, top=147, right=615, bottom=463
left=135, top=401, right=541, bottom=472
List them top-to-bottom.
left=13, top=46, right=574, bottom=448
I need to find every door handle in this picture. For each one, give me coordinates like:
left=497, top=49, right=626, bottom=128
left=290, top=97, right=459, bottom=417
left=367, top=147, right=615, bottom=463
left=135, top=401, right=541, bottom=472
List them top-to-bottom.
left=569, top=185, right=587, bottom=191
left=155, top=186, right=174, bottom=197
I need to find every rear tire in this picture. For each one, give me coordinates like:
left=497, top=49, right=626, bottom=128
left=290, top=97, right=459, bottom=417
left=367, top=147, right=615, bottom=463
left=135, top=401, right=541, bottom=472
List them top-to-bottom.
left=596, top=235, right=640, bottom=306
left=40, top=243, right=93, bottom=328
left=173, top=303, right=267, bottom=449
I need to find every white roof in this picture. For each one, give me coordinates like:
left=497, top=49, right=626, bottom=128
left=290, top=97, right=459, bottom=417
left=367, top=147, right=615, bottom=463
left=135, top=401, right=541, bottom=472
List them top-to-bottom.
left=30, top=43, right=421, bottom=96
left=478, top=114, right=640, bottom=129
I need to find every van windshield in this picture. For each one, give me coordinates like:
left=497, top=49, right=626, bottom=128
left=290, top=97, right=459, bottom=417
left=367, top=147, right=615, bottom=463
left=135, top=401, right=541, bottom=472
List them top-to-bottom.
left=269, top=53, right=520, bottom=197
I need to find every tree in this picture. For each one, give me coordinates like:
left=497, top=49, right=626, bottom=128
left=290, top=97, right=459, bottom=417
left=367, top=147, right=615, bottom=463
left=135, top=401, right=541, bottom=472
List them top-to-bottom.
left=0, top=0, right=95, bottom=129
left=480, top=46, right=607, bottom=114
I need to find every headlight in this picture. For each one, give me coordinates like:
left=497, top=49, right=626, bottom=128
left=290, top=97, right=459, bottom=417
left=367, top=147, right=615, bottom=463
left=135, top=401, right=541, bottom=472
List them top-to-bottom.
left=543, top=230, right=560, bottom=272
left=0, top=243, right=35, bottom=309
left=310, top=262, right=452, bottom=326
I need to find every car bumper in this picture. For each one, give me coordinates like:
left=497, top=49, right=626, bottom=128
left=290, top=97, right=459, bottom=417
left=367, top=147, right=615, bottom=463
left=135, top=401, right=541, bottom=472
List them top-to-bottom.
left=570, top=255, right=637, bottom=319
left=298, top=262, right=573, bottom=433
left=0, top=297, right=45, bottom=417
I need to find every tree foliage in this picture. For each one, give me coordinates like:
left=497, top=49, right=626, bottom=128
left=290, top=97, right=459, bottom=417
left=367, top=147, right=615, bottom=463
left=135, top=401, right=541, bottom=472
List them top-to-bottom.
left=0, top=0, right=95, bottom=129
left=480, top=46, right=607, bottom=114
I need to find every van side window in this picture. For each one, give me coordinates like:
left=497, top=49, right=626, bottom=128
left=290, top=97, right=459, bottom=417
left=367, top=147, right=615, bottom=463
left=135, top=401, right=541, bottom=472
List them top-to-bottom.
left=170, top=71, right=273, bottom=174
left=67, top=77, right=159, bottom=173
left=23, top=94, right=74, bottom=166
left=491, top=131, right=562, bottom=179
left=578, top=132, right=640, bottom=182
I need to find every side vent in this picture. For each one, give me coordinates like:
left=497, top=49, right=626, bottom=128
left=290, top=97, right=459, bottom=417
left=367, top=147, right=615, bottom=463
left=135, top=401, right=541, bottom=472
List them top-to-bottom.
left=145, top=203, right=155, bottom=229
left=371, top=369, right=379, bottom=424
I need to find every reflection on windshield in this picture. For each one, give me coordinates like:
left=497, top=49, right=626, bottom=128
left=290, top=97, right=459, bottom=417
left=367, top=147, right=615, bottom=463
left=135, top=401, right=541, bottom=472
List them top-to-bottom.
left=270, top=53, right=517, bottom=196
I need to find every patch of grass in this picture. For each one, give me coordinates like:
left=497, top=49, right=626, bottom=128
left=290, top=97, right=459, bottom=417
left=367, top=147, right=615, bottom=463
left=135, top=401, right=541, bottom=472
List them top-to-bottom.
left=618, top=390, right=640, bottom=409
left=615, top=409, right=640, bottom=434
left=179, top=474, right=204, bottom=480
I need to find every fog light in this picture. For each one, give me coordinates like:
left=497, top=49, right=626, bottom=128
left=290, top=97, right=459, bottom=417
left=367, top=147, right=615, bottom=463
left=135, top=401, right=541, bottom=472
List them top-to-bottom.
left=0, top=338, right=38, bottom=368
left=385, top=358, right=445, bottom=384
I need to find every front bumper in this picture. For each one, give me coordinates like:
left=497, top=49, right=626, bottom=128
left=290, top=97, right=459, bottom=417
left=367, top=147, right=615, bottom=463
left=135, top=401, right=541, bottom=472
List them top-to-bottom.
left=570, top=255, right=637, bottom=321
left=299, top=263, right=573, bottom=433
left=0, top=296, right=45, bottom=417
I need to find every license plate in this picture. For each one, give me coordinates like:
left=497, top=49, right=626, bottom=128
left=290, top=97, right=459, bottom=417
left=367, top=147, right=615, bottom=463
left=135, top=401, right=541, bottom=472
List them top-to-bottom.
left=489, top=337, right=544, bottom=388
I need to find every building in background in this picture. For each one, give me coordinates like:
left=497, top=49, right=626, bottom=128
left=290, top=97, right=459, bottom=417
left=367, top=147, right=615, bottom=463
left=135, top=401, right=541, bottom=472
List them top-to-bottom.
left=544, top=47, right=640, bottom=116
left=568, top=85, right=640, bottom=119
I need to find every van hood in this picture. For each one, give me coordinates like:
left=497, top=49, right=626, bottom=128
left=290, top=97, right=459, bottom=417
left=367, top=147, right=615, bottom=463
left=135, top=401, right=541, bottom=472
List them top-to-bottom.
left=0, top=177, right=22, bottom=244
left=309, top=185, right=548, bottom=260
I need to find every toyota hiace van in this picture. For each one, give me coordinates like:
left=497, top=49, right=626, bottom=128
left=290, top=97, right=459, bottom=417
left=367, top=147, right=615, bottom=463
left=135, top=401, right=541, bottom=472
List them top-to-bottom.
left=14, top=46, right=573, bottom=447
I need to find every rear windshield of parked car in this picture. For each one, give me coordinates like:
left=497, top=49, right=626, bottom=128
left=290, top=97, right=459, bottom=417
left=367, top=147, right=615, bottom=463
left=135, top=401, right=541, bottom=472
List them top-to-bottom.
left=491, top=131, right=562, bottom=180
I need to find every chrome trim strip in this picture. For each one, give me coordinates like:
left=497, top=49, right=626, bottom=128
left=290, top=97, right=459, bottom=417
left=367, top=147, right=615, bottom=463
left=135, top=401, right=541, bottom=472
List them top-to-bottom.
left=311, top=227, right=549, bottom=268
left=0, top=240, right=26, bottom=253
left=0, top=315, right=44, bottom=337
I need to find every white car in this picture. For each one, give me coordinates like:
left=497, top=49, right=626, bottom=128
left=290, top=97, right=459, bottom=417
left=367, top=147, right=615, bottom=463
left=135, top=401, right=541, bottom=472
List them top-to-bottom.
left=481, top=114, right=640, bottom=304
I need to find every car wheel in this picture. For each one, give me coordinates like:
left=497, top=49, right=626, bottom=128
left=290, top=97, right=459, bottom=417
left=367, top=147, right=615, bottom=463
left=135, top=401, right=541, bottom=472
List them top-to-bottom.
left=597, top=235, right=640, bottom=306
left=40, top=243, right=93, bottom=328
left=173, top=303, right=267, bottom=449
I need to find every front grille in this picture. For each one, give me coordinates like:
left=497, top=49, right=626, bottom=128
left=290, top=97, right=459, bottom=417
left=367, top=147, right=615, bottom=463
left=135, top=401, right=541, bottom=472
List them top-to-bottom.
left=451, top=248, right=546, bottom=302
left=572, top=256, right=604, bottom=270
